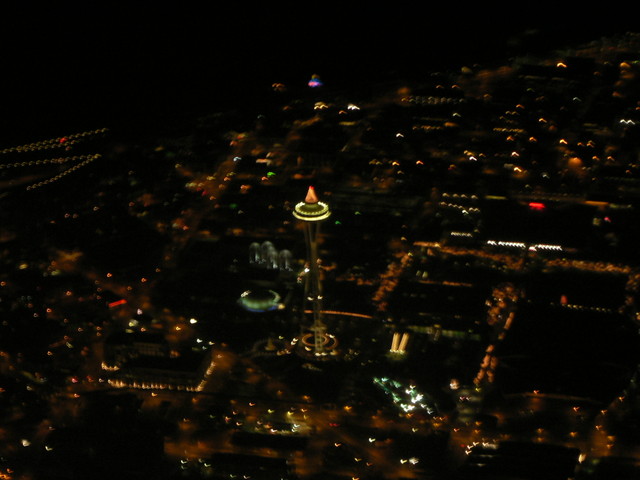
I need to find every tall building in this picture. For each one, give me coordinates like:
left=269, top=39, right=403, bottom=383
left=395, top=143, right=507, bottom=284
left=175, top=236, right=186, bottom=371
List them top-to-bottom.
left=293, top=186, right=337, bottom=358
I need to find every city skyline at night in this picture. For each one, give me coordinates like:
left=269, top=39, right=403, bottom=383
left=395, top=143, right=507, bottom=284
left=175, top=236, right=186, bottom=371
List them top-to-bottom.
left=2, top=15, right=640, bottom=480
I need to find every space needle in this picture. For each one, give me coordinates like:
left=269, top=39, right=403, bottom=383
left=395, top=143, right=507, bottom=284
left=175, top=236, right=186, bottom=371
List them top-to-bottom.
left=293, top=186, right=337, bottom=358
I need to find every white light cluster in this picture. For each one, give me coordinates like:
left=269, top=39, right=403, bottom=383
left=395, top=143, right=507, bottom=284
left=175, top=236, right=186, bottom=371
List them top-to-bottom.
left=402, top=95, right=465, bottom=105
left=485, top=240, right=563, bottom=251
left=486, top=240, right=527, bottom=248
left=529, top=244, right=563, bottom=251
left=373, top=377, right=436, bottom=415
left=108, top=378, right=200, bottom=392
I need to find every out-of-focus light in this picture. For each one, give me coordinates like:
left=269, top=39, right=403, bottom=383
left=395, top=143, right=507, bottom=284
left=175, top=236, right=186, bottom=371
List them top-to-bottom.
left=308, top=74, right=323, bottom=88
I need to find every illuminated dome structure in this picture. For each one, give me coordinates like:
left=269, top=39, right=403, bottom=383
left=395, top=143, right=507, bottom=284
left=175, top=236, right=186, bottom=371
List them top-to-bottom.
left=308, top=74, right=323, bottom=88
left=292, top=186, right=337, bottom=359
left=249, top=241, right=293, bottom=271
left=238, top=289, right=283, bottom=313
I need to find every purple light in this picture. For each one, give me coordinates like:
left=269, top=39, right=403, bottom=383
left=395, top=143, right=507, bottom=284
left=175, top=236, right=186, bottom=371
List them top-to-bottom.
left=308, top=74, right=323, bottom=88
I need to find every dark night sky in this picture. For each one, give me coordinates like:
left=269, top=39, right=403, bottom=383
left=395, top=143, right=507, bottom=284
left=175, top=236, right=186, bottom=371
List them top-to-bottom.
left=0, top=6, right=636, bottom=142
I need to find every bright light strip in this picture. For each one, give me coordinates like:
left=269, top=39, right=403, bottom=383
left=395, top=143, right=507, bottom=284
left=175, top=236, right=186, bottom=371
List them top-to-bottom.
left=293, top=201, right=331, bottom=221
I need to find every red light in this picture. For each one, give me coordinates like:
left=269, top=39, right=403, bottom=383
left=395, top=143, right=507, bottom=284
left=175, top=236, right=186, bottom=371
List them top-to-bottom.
left=528, top=202, right=546, bottom=211
left=108, top=299, right=127, bottom=308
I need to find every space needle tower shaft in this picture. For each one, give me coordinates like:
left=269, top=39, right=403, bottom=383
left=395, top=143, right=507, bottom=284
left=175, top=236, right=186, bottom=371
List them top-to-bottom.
left=293, top=186, right=331, bottom=356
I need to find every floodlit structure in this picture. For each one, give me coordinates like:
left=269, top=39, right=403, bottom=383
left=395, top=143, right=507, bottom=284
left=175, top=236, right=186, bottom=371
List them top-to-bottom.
left=293, top=186, right=337, bottom=357
left=249, top=241, right=293, bottom=270
left=238, top=289, right=283, bottom=313
left=390, top=332, right=410, bottom=354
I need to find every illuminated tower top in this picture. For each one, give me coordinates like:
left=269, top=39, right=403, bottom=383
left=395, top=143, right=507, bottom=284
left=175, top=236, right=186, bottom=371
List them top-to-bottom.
left=293, top=186, right=331, bottom=222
